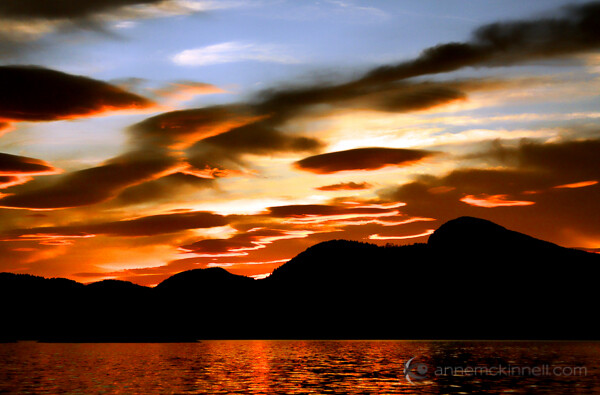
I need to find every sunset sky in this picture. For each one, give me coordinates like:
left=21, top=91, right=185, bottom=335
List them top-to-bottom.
left=1, top=0, right=599, bottom=286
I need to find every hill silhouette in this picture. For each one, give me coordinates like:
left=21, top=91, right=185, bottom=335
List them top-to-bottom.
left=1, top=216, right=598, bottom=341
left=156, top=267, right=253, bottom=292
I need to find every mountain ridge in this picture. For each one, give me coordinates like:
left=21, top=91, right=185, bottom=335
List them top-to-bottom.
left=1, top=216, right=598, bottom=341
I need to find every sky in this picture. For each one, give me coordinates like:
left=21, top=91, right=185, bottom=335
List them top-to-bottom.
left=0, top=0, right=599, bottom=286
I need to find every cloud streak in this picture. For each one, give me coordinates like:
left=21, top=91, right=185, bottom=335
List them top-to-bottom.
left=172, top=41, right=300, bottom=66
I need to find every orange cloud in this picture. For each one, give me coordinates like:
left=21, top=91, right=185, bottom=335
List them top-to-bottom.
left=152, top=81, right=226, bottom=104
left=128, top=105, right=266, bottom=149
left=0, top=122, right=14, bottom=137
left=178, top=164, right=246, bottom=179
left=0, top=175, right=32, bottom=189
left=554, top=180, right=598, bottom=189
left=315, top=181, right=372, bottom=191
left=460, top=194, right=536, bottom=208
left=180, top=229, right=315, bottom=257
left=368, top=229, right=435, bottom=240
left=18, top=233, right=95, bottom=246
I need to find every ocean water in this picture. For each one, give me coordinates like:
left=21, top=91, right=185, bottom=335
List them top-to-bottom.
left=1, top=341, right=599, bottom=394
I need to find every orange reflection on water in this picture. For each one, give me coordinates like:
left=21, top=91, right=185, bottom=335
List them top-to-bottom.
left=2, top=341, right=599, bottom=394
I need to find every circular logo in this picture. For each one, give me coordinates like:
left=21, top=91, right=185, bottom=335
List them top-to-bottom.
left=403, top=357, right=428, bottom=384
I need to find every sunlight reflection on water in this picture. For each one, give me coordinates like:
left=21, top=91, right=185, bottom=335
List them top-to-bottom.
left=1, top=341, right=599, bottom=394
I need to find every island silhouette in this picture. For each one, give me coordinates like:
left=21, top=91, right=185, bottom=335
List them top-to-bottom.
left=1, top=216, right=598, bottom=342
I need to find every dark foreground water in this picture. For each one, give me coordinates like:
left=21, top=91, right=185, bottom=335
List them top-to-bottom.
left=1, top=341, right=599, bottom=394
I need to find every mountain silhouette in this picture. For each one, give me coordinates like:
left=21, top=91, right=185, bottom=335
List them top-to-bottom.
left=1, top=216, right=598, bottom=342
left=429, top=216, right=590, bottom=257
left=156, top=267, right=253, bottom=292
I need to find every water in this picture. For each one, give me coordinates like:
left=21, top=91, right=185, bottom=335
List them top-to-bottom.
left=1, top=341, right=599, bottom=394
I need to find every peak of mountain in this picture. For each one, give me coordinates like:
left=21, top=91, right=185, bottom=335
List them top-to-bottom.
left=427, top=216, right=555, bottom=250
left=427, top=216, right=594, bottom=263
left=155, top=267, right=253, bottom=291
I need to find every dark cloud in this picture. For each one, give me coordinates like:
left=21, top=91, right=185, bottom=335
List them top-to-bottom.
left=0, top=0, right=162, bottom=20
left=0, top=0, right=211, bottom=60
left=359, top=2, right=600, bottom=86
left=0, top=66, right=153, bottom=122
left=255, top=79, right=477, bottom=116
left=359, top=83, right=467, bottom=113
left=128, top=103, right=325, bottom=173
left=128, top=105, right=255, bottom=148
left=187, top=121, right=323, bottom=169
left=200, top=122, right=322, bottom=154
left=385, top=138, right=600, bottom=206
left=474, top=138, right=600, bottom=181
left=294, top=147, right=435, bottom=174
left=0, top=151, right=176, bottom=209
left=0, top=152, right=58, bottom=175
left=0, top=152, right=58, bottom=190
left=113, top=172, right=215, bottom=206
left=315, top=182, right=372, bottom=191
left=2, top=211, right=228, bottom=239
left=87, top=211, right=228, bottom=237
left=180, top=228, right=290, bottom=254
left=180, top=238, right=254, bottom=255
